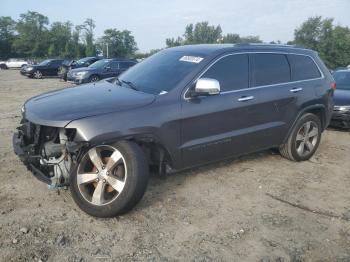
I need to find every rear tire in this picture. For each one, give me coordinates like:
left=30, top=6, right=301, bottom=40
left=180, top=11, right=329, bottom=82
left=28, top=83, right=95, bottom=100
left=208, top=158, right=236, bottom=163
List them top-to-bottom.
left=279, top=113, right=322, bottom=161
left=70, top=141, right=149, bottom=217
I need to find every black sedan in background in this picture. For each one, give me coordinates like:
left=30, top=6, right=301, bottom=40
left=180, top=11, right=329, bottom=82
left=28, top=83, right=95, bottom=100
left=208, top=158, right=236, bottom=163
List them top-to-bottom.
left=58, top=57, right=100, bottom=81
left=67, top=58, right=137, bottom=84
left=21, top=59, right=65, bottom=79
left=331, top=69, right=350, bottom=129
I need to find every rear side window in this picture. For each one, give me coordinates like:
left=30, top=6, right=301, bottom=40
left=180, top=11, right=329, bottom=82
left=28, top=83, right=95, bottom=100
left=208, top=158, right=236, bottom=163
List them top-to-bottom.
left=251, top=53, right=290, bottom=87
left=201, top=54, right=248, bottom=92
left=287, top=54, right=321, bottom=81
left=120, top=61, right=136, bottom=68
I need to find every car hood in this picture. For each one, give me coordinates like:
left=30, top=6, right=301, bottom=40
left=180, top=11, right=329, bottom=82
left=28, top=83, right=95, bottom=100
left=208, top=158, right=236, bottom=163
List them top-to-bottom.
left=24, top=81, right=156, bottom=127
left=333, top=89, right=350, bottom=106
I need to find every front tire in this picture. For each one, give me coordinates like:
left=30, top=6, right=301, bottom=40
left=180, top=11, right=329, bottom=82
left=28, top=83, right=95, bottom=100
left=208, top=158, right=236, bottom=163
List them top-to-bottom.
left=33, top=70, right=43, bottom=79
left=89, top=75, right=100, bottom=83
left=279, top=113, right=322, bottom=161
left=70, top=141, right=149, bottom=217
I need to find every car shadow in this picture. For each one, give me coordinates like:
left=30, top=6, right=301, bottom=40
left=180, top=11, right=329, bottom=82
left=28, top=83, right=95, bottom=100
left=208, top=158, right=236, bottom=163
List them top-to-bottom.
left=133, top=149, right=274, bottom=213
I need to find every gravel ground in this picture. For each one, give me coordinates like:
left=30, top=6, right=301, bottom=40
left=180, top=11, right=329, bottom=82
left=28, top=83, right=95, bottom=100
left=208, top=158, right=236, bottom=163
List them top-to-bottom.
left=0, top=69, right=350, bottom=262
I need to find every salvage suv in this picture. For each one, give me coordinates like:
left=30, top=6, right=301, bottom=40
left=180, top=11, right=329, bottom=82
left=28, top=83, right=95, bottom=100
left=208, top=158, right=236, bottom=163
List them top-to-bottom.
left=13, top=44, right=334, bottom=217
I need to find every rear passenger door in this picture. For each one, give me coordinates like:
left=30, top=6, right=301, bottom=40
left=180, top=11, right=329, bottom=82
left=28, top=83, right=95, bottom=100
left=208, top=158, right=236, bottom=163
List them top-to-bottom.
left=249, top=53, right=316, bottom=147
left=181, top=54, right=265, bottom=167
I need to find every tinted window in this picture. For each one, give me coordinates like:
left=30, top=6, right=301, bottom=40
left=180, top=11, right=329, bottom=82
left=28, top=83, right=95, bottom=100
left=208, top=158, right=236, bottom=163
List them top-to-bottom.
left=251, top=53, right=290, bottom=87
left=201, top=54, right=248, bottom=92
left=288, top=54, right=321, bottom=81
left=51, top=60, right=63, bottom=67
left=109, top=61, right=119, bottom=69
left=120, top=61, right=135, bottom=69
left=333, top=71, right=350, bottom=90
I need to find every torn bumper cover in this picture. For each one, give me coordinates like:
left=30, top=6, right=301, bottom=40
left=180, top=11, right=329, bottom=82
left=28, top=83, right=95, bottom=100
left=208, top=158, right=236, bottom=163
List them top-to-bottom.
left=13, top=120, right=83, bottom=186
left=13, top=125, right=52, bottom=185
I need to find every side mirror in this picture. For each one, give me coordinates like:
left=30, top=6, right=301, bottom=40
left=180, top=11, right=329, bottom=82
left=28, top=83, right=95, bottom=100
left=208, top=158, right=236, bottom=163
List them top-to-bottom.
left=192, top=78, right=220, bottom=96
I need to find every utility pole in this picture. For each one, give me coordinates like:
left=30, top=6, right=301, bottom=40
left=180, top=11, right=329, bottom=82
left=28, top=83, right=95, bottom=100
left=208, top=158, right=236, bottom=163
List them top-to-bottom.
left=106, top=43, right=109, bottom=58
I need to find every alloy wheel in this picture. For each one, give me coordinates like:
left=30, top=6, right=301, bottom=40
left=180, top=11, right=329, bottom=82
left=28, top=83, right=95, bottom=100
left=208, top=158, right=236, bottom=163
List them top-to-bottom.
left=34, top=71, right=42, bottom=79
left=91, top=76, right=99, bottom=82
left=295, top=121, right=319, bottom=157
left=77, top=145, right=127, bottom=206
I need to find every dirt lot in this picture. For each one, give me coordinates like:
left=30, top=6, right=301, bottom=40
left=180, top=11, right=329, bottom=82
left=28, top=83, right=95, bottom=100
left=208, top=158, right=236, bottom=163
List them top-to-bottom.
left=0, top=69, right=350, bottom=262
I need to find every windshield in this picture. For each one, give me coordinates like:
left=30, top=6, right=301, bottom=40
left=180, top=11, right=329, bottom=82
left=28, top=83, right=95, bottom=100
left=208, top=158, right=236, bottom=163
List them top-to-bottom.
left=119, top=49, right=207, bottom=95
left=38, top=59, right=51, bottom=66
left=89, top=60, right=109, bottom=69
left=333, top=71, right=350, bottom=90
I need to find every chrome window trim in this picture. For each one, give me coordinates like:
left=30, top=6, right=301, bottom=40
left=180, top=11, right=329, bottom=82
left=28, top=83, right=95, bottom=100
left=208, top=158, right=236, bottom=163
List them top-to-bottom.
left=183, top=51, right=324, bottom=100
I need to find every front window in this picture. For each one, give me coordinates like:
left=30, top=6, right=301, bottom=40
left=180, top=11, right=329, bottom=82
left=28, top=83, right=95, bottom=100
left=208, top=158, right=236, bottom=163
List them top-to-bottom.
left=119, top=49, right=207, bottom=95
left=38, top=59, right=51, bottom=66
left=333, top=71, right=350, bottom=90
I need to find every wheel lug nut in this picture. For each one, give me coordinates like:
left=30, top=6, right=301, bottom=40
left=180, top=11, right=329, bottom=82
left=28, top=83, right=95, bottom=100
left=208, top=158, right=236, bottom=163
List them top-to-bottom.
left=102, top=166, right=105, bottom=170
left=96, top=170, right=99, bottom=173
left=96, top=178, right=99, bottom=182
left=103, top=179, right=106, bottom=183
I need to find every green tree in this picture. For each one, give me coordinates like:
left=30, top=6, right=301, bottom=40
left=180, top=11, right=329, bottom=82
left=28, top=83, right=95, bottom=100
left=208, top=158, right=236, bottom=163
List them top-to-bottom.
left=13, top=11, right=50, bottom=57
left=0, top=16, right=16, bottom=59
left=293, top=16, right=350, bottom=68
left=81, top=18, right=96, bottom=56
left=48, top=21, right=72, bottom=57
left=166, top=22, right=222, bottom=47
left=166, top=22, right=262, bottom=47
left=98, top=28, right=137, bottom=58
left=221, top=33, right=262, bottom=44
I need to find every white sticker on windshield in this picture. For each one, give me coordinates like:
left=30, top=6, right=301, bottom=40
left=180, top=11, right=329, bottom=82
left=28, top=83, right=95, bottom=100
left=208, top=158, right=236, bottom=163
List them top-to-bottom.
left=179, top=56, right=204, bottom=63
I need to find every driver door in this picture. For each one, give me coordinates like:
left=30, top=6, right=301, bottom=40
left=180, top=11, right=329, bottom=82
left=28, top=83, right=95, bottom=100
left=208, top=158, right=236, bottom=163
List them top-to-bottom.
left=180, top=54, right=264, bottom=167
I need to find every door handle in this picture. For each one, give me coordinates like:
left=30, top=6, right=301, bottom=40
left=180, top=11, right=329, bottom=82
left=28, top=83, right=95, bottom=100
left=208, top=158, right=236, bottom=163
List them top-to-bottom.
left=290, top=88, right=303, bottom=93
left=238, top=96, right=254, bottom=102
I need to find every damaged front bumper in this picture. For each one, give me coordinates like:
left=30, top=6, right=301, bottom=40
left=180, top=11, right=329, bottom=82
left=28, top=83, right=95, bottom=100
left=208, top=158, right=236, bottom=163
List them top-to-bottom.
left=13, top=119, right=84, bottom=187
left=13, top=124, right=52, bottom=184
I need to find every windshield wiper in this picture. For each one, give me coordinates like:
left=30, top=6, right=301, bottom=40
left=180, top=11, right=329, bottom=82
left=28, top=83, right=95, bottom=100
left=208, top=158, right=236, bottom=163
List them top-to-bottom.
left=115, top=77, right=123, bottom=86
left=121, top=80, right=139, bottom=91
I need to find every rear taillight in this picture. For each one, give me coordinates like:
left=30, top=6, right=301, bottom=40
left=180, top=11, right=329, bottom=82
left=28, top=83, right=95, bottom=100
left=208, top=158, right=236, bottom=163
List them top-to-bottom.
left=330, top=82, right=336, bottom=90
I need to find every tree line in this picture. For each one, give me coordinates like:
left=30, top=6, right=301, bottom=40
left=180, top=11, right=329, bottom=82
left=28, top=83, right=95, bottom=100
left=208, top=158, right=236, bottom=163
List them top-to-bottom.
left=0, top=11, right=349, bottom=69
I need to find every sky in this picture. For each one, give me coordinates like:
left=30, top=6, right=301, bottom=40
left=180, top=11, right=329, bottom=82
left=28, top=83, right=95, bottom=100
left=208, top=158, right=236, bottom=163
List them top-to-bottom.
left=1, top=0, right=350, bottom=52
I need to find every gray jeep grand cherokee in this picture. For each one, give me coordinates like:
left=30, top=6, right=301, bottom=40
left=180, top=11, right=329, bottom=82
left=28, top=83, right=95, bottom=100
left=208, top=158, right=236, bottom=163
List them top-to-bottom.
left=13, top=44, right=334, bottom=217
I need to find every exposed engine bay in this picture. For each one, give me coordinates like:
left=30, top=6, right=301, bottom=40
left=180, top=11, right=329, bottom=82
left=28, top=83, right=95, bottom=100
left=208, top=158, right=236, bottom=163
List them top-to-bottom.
left=13, top=119, right=82, bottom=189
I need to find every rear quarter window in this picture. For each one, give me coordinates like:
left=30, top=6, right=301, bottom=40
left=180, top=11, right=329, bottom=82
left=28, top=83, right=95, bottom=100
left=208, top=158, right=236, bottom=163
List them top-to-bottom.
left=287, top=54, right=321, bottom=81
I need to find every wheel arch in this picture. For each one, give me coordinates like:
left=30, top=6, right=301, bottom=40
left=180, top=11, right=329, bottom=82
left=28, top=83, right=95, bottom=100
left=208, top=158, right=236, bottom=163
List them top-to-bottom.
left=283, top=104, right=326, bottom=143
left=80, top=133, right=175, bottom=175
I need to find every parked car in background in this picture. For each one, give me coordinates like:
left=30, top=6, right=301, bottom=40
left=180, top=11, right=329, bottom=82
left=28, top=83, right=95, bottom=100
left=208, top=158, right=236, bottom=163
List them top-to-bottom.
left=13, top=44, right=334, bottom=217
left=59, top=57, right=100, bottom=81
left=5, top=58, right=28, bottom=69
left=67, top=58, right=137, bottom=84
left=21, top=59, right=65, bottom=78
left=331, top=69, right=350, bottom=129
